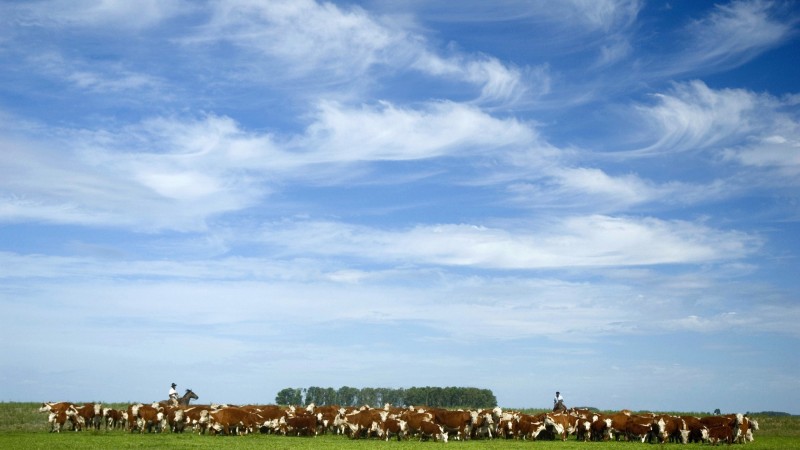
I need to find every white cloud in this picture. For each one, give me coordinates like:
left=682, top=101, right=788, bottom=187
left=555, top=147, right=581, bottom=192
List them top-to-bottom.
left=10, top=0, right=189, bottom=29
left=194, top=0, right=533, bottom=105
left=681, top=0, right=795, bottom=72
left=28, top=52, right=165, bottom=94
left=631, top=80, right=759, bottom=156
left=0, top=100, right=537, bottom=229
left=300, top=100, right=535, bottom=163
left=723, top=132, right=800, bottom=181
left=507, top=166, right=735, bottom=213
left=255, top=215, right=760, bottom=269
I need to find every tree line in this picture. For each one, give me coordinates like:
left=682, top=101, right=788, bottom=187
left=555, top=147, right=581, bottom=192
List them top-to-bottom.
left=275, top=386, right=497, bottom=409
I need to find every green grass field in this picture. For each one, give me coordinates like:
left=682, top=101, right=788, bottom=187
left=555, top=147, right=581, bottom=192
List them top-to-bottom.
left=1, top=402, right=798, bottom=449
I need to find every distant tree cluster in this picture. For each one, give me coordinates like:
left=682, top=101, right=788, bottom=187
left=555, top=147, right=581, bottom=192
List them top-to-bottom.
left=275, top=386, right=497, bottom=408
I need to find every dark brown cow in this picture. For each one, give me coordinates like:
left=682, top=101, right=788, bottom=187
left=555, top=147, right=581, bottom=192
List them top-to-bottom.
left=606, top=410, right=630, bottom=441
left=589, top=412, right=613, bottom=441
left=282, top=414, right=318, bottom=436
left=701, top=414, right=742, bottom=442
left=707, top=424, right=734, bottom=445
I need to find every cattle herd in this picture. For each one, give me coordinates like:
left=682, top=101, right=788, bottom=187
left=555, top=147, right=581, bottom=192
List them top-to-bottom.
left=37, top=400, right=758, bottom=444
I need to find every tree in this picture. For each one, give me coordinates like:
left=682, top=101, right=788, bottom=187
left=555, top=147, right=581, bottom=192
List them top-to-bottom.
left=275, top=387, right=303, bottom=405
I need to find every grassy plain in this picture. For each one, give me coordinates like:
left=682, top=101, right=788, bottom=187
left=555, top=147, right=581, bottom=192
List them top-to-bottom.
left=1, top=402, right=798, bottom=449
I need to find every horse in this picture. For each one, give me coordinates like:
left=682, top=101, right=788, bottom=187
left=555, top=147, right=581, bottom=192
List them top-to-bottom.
left=553, top=399, right=567, bottom=412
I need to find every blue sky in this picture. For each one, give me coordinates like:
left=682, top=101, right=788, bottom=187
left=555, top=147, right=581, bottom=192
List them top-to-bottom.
left=1, top=0, right=798, bottom=414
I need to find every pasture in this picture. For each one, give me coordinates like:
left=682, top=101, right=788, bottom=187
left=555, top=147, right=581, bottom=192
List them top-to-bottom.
left=1, top=402, right=798, bottom=449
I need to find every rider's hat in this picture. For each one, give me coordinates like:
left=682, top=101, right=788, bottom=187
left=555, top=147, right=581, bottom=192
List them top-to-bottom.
left=171, top=383, right=177, bottom=387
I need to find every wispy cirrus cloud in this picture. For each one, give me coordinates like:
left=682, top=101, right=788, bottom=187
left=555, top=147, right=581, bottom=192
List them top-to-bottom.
left=7, top=0, right=189, bottom=29
left=194, top=0, right=534, bottom=106
left=681, top=0, right=796, bottom=72
left=253, top=215, right=760, bottom=269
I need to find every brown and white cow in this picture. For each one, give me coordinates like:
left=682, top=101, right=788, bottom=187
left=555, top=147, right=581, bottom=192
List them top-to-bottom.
left=74, top=403, right=103, bottom=431
left=129, top=403, right=165, bottom=433
left=208, top=406, right=257, bottom=435
left=343, top=408, right=385, bottom=439
left=431, top=408, right=473, bottom=441
left=399, top=410, right=434, bottom=439
left=543, top=412, right=571, bottom=441
left=515, top=414, right=546, bottom=440
left=681, top=415, right=709, bottom=443
left=381, top=417, right=407, bottom=441
left=418, top=419, right=448, bottom=442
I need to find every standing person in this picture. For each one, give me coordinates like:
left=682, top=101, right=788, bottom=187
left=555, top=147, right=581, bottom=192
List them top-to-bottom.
left=169, top=383, right=178, bottom=405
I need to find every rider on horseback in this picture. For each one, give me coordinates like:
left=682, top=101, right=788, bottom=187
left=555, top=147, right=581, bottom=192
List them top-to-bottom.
left=169, top=383, right=178, bottom=406
left=553, top=391, right=566, bottom=411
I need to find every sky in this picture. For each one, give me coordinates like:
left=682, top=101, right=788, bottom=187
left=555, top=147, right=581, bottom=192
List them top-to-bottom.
left=1, top=0, right=799, bottom=414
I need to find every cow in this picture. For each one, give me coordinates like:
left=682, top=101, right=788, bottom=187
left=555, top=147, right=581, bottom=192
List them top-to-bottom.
left=39, top=402, right=76, bottom=432
left=74, top=403, right=103, bottom=431
left=129, top=403, right=166, bottom=433
left=181, top=405, right=212, bottom=434
left=47, top=406, right=79, bottom=433
left=164, top=406, right=187, bottom=433
left=209, top=406, right=257, bottom=435
left=102, top=407, right=124, bottom=431
left=343, top=408, right=385, bottom=439
left=432, top=408, right=473, bottom=441
left=400, top=410, right=434, bottom=439
left=471, top=410, right=495, bottom=439
left=605, top=410, right=630, bottom=441
left=543, top=412, right=571, bottom=441
left=589, top=412, right=613, bottom=441
left=281, top=414, right=318, bottom=436
left=515, top=414, right=546, bottom=440
left=624, top=414, right=657, bottom=443
left=702, top=414, right=743, bottom=442
left=681, top=415, right=709, bottom=443
left=381, top=417, right=407, bottom=441
left=418, top=419, right=448, bottom=442
left=707, top=424, right=734, bottom=445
